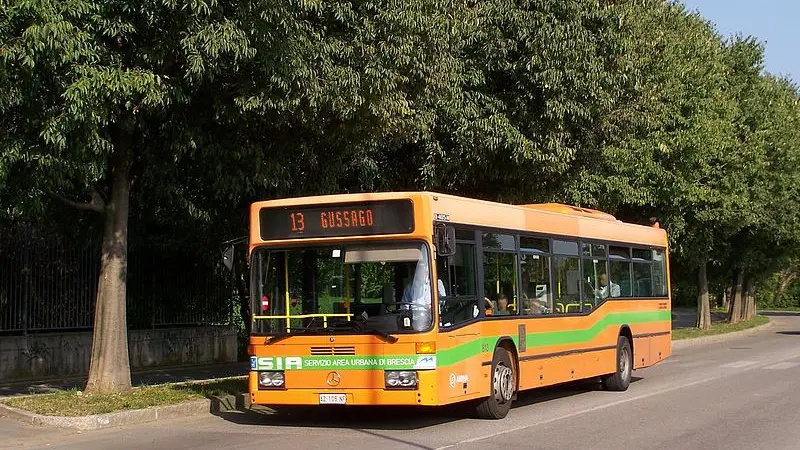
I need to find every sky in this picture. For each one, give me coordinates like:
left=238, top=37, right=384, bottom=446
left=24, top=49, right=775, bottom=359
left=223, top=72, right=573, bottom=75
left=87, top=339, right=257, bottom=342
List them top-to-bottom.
left=680, top=0, right=799, bottom=83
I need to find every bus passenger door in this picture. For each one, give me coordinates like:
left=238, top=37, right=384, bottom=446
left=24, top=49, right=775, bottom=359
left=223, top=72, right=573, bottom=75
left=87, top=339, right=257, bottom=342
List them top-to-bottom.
left=435, top=237, right=484, bottom=401
left=438, top=319, right=483, bottom=400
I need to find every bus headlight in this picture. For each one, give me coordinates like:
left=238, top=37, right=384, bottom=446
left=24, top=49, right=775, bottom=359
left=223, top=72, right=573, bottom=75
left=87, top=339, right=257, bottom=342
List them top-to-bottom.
left=258, top=371, right=285, bottom=388
left=385, top=371, right=418, bottom=389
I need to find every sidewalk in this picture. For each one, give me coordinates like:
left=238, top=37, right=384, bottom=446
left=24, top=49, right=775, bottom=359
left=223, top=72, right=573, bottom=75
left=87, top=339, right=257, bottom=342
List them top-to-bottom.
left=671, top=307, right=729, bottom=328
left=0, top=362, right=249, bottom=398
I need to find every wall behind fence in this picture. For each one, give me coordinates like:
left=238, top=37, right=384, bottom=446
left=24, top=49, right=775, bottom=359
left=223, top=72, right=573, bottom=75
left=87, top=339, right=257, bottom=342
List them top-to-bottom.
left=0, top=326, right=238, bottom=382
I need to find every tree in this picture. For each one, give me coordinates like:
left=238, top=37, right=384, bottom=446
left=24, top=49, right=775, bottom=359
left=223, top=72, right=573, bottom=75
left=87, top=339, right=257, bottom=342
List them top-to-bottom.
left=0, top=0, right=262, bottom=393
left=1, top=0, right=479, bottom=392
left=561, top=1, right=749, bottom=329
left=720, top=38, right=800, bottom=322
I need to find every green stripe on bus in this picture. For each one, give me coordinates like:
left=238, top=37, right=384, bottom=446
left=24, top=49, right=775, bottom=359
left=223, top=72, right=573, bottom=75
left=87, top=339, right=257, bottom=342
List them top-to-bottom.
left=251, top=310, right=670, bottom=371
left=436, top=310, right=671, bottom=367
left=251, top=354, right=437, bottom=371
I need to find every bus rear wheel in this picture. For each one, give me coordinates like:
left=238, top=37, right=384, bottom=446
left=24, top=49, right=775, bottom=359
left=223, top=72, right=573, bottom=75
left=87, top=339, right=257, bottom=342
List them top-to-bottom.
left=602, top=335, right=632, bottom=391
left=476, top=347, right=515, bottom=419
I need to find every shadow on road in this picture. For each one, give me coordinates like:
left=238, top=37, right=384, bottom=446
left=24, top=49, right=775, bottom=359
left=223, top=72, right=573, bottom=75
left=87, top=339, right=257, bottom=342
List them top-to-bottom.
left=776, top=331, right=800, bottom=336
left=213, top=377, right=641, bottom=432
left=212, top=402, right=462, bottom=430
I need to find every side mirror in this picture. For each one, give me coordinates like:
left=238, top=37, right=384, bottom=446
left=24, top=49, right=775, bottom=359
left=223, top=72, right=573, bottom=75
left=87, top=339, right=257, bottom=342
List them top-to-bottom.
left=435, top=224, right=456, bottom=257
left=220, top=236, right=247, bottom=272
left=222, top=244, right=235, bottom=271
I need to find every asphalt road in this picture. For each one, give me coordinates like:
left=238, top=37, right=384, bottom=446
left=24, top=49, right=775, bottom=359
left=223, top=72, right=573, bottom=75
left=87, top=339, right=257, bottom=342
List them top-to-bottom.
left=3, top=313, right=800, bottom=450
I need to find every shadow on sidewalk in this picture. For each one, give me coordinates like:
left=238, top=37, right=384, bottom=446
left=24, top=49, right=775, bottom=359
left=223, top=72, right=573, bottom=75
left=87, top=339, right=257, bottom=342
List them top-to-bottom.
left=0, top=362, right=249, bottom=398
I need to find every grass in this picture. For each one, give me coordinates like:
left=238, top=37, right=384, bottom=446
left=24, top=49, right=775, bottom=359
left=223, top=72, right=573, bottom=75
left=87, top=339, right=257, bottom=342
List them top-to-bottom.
left=672, top=315, right=769, bottom=340
left=1, top=377, right=247, bottom=417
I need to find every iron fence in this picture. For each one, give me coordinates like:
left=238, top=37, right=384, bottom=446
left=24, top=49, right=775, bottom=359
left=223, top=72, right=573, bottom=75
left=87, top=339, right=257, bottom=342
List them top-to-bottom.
left=0, top=225, right=236, bottom=334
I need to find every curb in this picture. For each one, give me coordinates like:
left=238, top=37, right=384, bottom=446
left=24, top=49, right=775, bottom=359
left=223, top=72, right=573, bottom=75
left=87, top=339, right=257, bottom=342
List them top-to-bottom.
left=672, top=319, right=774, bottom=350
left=0, top=363, right=248, bottom=395
left=0, top=375, right=248, bottom=401
left=0, top=394, right=250, bottom=431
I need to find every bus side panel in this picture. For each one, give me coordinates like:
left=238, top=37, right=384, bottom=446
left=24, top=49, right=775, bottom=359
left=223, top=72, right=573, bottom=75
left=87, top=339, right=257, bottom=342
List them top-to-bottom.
left=627, top=299, right=672, bottom=369
left=514, top=316, right=620, bottom=391
left=632, top=333, right=671, bottom=370
left=649, top=333, right=672, bottom=366
left=633, top=336, right=651, bottom=368
left=517, top=349, right=617, bottom=391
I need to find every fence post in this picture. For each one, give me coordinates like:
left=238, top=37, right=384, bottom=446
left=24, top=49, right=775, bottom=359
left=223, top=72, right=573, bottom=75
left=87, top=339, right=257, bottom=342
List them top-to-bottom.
left=21, top=226, right=30, bottom=336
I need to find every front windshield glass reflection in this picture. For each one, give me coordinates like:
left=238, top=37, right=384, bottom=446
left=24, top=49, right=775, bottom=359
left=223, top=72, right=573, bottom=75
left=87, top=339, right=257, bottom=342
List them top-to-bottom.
left=251, top=242, right=433, bottom=334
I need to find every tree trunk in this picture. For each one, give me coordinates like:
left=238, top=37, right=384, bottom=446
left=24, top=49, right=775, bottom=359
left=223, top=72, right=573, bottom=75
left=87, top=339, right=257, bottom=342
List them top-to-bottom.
left=85, top=137, right=133, bottom=394
left=696, top=261, right=711, bottom=330
left=774, top=267, right=797, bottom=306
left=728, top=269, right=745, bottom=324
left=743, top=278, right=756, bottom=320
left=722, top=285, right=731, bottom=311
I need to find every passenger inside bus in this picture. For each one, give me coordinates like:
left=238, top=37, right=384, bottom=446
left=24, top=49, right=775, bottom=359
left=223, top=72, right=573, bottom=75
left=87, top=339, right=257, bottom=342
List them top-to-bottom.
left=521, top=270, right=551, bottom=314
left=596, top=273, right=621, bottom=299
left=494, top=294, right=511, bottom=316
left=484, top=297, right=494, bottom=316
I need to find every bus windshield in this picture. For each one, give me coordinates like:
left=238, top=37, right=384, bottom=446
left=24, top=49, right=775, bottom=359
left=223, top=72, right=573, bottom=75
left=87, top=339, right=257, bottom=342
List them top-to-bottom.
left=251, top=242, right=433, bottom=335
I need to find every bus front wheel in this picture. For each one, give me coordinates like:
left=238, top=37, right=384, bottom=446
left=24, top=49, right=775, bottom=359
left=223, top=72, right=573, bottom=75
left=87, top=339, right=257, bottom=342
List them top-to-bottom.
left=602, top=335, right=632, bottom=391
left=476, top=347, right=515, bottom=419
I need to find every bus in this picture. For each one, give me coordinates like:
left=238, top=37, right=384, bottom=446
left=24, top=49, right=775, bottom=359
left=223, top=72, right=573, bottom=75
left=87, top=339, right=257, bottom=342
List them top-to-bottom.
left=245, top=192, right=671, bottom=419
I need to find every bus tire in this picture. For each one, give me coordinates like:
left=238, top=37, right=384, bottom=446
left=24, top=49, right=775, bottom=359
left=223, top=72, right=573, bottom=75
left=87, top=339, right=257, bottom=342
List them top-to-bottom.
left=602, top=335, right=632, bottom=391
left=476, top=347, right=515, bottom=419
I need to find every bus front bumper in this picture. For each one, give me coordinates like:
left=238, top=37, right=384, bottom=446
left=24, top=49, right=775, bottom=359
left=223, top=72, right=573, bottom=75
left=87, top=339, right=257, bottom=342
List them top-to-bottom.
left=249, top=371, right=439, bottom=406
left=250, top=388, right=439, bottom=406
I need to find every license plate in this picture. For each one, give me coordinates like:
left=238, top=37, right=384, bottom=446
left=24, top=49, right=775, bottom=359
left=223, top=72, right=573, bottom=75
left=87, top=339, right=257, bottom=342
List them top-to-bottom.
left=319, top=394, right=347, bottom=405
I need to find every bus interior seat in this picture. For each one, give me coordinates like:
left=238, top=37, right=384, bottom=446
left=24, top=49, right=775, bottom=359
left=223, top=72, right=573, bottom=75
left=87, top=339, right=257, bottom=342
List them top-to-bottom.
left=618, top=280, right=632, bottom=297
left=382, top=283, right=394, bottom=305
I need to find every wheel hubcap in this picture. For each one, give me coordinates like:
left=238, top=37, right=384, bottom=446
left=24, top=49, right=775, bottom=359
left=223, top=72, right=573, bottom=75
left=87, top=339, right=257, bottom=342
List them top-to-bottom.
left=620, top=346, right=631, bottom=379
left=493, top=362, right=515, bottom=403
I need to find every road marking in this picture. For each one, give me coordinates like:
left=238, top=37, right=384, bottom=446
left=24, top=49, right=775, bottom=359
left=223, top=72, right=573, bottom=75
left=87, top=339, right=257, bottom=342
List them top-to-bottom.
left=436, top=351, right=800, bottom=449
left=720, top=360, right=758, bottom=368
left=677, top=361, right=709, bottom=368
left=763, top=362, right=800, bottom=370
left=434, top=375, right=720, bottom=450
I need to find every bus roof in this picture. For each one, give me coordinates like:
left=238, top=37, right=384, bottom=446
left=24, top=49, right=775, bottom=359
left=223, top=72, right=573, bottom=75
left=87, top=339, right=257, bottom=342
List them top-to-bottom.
left=250, top=191, right=668, bottom=248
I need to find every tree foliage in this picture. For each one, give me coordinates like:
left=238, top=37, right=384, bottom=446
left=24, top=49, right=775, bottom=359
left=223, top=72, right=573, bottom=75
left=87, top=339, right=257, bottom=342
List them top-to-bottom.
left=2, top=0, right=800, bottom=391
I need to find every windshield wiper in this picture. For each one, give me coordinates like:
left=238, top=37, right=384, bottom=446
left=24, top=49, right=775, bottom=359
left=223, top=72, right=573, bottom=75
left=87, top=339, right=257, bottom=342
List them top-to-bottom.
left=348, top=311, right=399, bottom=343
left=265, top=327, right=325, bottom=344
left=360, top=327, right=399, bottom=344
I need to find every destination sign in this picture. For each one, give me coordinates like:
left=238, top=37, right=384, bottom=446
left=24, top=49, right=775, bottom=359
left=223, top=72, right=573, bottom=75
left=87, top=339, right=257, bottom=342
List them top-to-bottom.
left=259, top=200, right=414, bottom=240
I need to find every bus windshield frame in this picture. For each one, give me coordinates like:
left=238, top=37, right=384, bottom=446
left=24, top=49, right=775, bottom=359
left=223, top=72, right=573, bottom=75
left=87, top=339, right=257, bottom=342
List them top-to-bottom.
left=250, top=240, right=435, bottom=336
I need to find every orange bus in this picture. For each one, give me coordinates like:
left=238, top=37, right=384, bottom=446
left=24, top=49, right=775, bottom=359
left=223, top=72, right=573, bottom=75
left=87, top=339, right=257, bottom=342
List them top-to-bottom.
left=246, top=192, right=671, bottom=418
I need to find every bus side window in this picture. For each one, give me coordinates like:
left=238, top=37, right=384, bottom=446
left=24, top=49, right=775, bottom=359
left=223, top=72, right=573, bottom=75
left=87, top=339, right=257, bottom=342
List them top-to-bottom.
left=632, top=248, right=653, bottom=297
left=653, top=250, right=668, bottom=297
left=483, top=251, right=518, bottom=316
left=520, top=253, right=552, bottom=315
left=552, top=255, right=580, bottom=313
